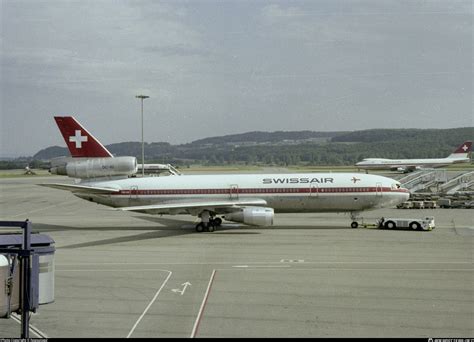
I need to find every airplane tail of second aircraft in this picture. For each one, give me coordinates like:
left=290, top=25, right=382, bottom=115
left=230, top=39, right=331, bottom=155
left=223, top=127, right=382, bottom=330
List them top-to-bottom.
left=54, top=116, right=113, bottom=158
left=447, top=141, right=472, bottom=159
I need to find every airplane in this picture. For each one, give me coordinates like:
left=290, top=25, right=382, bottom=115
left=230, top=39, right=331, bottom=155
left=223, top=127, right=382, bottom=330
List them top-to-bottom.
left=41, top=116, right=410, bottom=231
left=49, top=116, right=179, bottom=177
left=355, top=141, right=472, bottom=173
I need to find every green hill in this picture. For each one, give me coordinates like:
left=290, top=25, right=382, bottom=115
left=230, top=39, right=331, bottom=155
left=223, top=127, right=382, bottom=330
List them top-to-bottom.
left=19, top=127, right=474, bottom=169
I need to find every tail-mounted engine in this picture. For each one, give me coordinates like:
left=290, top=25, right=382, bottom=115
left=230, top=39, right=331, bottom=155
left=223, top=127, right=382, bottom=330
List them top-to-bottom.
left=50, top=156, right=137, bottom=179
left=224, top=206, right=274, bottom=226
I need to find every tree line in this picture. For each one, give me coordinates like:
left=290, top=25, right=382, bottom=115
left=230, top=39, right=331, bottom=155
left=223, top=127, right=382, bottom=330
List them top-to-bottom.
left=3, top=127, right=472, bottom=169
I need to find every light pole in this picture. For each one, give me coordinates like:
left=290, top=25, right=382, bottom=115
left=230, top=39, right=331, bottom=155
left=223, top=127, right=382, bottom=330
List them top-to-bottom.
left=136, top=95, right=149, bottom=176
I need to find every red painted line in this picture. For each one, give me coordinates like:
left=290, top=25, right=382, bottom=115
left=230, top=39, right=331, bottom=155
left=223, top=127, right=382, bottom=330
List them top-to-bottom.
left=114, top=187, right=408, bottom=196
left=191, top=269, right=217, bottom=338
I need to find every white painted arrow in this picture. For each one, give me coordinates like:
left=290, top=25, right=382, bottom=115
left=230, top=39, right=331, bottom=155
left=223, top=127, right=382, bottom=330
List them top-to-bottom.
left=171, top=282, right=192, bottom=295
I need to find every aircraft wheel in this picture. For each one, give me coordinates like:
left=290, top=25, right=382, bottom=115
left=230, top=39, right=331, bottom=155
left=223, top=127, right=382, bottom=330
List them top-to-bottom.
left=385, top=221, right=396, bottom=229
left=351, top=222, right=358, bottom=229
left=195, top=223, right=205, bottom=233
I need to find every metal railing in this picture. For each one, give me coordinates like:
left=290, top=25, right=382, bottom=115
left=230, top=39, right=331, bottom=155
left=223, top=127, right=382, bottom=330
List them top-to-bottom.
left=0, top=220, right=32, bottom=338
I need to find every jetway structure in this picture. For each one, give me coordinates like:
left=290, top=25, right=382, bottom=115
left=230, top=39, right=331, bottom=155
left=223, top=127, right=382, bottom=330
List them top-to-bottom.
left=396, top=169, right=474, bottom=205
left=399, top=170, right=447, bottom=193
left=399, top=170, right=474, bottom=194
left=397, top=171, right=425, bottom=185
left=438, top=171, right=474, bottom=195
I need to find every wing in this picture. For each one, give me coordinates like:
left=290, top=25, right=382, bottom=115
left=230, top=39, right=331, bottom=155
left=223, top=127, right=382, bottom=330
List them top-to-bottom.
left=39, top=182, right=268, bottom=215
left=39, top=183, right=120, bottom=194
left=115, top=199, right=268, bottom=215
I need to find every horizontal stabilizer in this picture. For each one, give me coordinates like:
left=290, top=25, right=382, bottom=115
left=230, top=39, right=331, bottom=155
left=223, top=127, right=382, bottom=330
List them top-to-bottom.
left=39, top=183, right=120, bottom=194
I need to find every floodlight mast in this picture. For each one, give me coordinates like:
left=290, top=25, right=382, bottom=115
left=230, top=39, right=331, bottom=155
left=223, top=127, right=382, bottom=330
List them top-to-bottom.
left=135, top=95, right=149, bottom=176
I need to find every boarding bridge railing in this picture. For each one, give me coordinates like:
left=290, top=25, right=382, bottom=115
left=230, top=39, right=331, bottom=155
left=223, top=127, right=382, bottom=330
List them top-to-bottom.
left=167, top=164, right=182, bottom=176
left=401, top=170, right=447, bottom=192
left=397, top=171, right=425, bottom=184
left=438, top=171, right=474, bottom=195
left=444, top=180, right=474, bottom=195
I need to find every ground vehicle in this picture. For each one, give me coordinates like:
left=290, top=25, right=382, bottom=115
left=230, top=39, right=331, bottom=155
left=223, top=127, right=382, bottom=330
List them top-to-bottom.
left=437, top=198, right=451, bottom=208
left=451, top=200, right=467, bottom=208
left=397, top=201, right=413, bottom=209
left=411, top=201, right=425, bottom=209
left=423, top=201, right=437, bottom=209
left=463, top=201, right=474, bottom=209
left=378, top=216, right=435, bottom=231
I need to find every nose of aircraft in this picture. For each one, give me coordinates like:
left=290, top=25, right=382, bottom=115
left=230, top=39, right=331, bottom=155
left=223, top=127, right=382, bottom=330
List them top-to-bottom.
left=379, top=184, right=410, bottom=209
left=394, top=187, right=410, bottom=204
left=400, top=188, right=410, bottom=201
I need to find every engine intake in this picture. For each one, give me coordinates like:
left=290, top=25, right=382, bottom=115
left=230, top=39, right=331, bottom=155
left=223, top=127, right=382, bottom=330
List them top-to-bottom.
left=224, top=206, right=274, bottom=226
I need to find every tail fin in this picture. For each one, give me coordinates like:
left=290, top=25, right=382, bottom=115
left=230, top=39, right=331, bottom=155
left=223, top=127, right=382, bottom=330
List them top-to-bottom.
left=54, top=116, right=113, bottom=158
left=447, top=141, right=472, bottom=159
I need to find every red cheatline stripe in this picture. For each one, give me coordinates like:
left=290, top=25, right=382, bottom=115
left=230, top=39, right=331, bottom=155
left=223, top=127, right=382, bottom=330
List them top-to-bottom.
left=114, top=187, right=408, bottom=196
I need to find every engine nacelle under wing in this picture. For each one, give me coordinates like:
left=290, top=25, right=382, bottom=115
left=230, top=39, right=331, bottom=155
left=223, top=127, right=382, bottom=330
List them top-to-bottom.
left=51, top=156, right=137, bottom=178
left=224, top=206, right=274, bottom=226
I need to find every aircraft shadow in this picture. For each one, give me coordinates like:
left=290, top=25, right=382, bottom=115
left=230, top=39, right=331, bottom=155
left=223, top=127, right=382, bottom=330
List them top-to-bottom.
left=132, top=215, right=196, bottom=228
left=134, top=215, right=261, bottom=234
left=133, top=216, right=353, bottom=231
left=33, top=220, right=259, bottom=249
left=30, top=221, right=354, bottom=250
left=28, top=222, right=195, bottom=249
left=32, top=222, right=350, bottom=234
left=30, top=223, right=162, bottom=233
left=58, top=225, right=260, bottom=249
left=265, top=225, right=352, bottom=230
left=58, top=229, right=193, bottom=249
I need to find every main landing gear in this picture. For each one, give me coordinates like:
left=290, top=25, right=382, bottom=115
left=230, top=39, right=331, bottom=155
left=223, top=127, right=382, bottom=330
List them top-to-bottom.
left=195, top=211, right=222, bottom=233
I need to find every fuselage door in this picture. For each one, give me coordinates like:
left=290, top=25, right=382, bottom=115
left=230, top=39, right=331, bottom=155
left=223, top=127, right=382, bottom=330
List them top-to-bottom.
left=376, top=182, right=383, bottom=197
left=230, top=184, right=239, bottom=200
left=310, top=184, right=319, bottom=197
left=128, top=185, right=139, bottom=206
left=130, top=185, right=138, bottom=199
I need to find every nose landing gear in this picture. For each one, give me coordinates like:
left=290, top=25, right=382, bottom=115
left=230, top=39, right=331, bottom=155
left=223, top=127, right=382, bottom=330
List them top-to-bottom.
left=350, top=211, right=360, bottom=229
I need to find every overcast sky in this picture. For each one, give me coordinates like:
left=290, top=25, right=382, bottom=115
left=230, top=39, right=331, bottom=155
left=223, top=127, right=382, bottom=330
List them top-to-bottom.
left=1, top=0, right=472, bottom=157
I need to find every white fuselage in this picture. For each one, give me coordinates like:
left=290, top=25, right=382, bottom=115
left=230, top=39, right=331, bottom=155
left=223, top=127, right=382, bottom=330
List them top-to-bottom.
left=356, top=157, right=469, bottom=170
left=77, top=173, right=409, bottom=214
